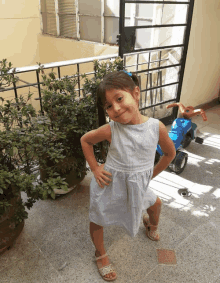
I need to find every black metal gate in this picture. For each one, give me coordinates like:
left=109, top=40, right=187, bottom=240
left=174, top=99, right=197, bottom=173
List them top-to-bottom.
left=118, top=0, right=195, bottom=125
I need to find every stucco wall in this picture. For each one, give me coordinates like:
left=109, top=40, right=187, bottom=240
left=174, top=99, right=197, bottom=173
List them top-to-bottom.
left=0, top=0, right=219, bottom=108
left=0, top=0, right=41, bottom=67
left=180, top=0, right=220, bottom=107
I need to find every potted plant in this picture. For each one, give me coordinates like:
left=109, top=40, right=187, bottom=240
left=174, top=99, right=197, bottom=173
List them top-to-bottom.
left=0, top=56, right=122, bottom=254
left=35, top=57, right=123, bottom=194
left=0, top=59, right=65, bottom=254
left=34, top=65, right=98, bottom=195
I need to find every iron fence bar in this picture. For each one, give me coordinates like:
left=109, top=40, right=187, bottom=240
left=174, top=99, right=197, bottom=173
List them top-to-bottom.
left=119, top=0, right=125, bottom=58
left=173, top=0, right=195, bottom=119
left=125, top=1, right=189, bottom=4
left=127, top=23, right=187, bottom=29
left=124, top=44, right=184, bottom=54
left=123, top=47, right=181, bottom=56
left=144, top=51, right=151, bottom=106
left=155, top=51, right=162, bottom=105
left=136, top=53, right=139, bottom=72
left=10, top=54, right=119, bottom=74
left=124, top=56, right=127, bottom=69
left=125, top=58, right=169, bottom=69
left=77, top=63, right=80, bottom=97
left=136, top=63, right=181, bottom=74
left=58, top=66, right=61, bottom=79
left=0, top=70, right=100, bottom=93
left=36, top=70, right=43, bottom=115
left=160, top=71, right=163, bottom=108
left=150, top=73, right=153, bottom=106
left=12, top=74, right=18, bottom=100
left=12, top=74, right=23, bottom=127
left=139, top=74, right=142, bottom=106
left=16, top=78, right=39, bottom=89
left=141, top=81, right=178, bottom=92
left=0, top=82, right=42, bottom=92
left=34, top=87, right=85, bottom=98
left=140, top=98, right=176, bottom=111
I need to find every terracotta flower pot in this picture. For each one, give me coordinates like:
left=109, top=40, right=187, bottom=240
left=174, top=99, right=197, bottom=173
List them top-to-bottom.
left=39, top=156, right=86, bottom=194
left=0, top=189, right=24, bottom=255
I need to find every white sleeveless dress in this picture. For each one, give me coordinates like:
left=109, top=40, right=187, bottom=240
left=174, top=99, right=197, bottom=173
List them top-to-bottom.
left=89, top=117, right=159, bottom=237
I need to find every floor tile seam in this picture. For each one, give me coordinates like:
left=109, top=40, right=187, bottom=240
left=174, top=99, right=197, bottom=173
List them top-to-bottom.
left=175, top=221, right=220, bottom=253
left=174, top=223, right=207, bottom=251
left=29, top=226, right=89, bottom=250
left=0, top=230, right=42, bottom=273
left=38, top=232, right=91, bottom=253
left=30, top=238, right=64, bottom=279
left=0, top=243, right=62, bottom=280
left=176, top=260, right=219, bottom=283
left=176, top=261, right=202, bottom=283
left=136, top=264, right=158, bottom=283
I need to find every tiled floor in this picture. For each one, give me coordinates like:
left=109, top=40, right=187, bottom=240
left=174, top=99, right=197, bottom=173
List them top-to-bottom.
left=0, top=104, right=219, bottom=283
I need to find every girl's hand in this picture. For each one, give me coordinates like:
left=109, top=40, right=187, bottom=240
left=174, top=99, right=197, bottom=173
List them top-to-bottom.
left=93, top=164, right=112, bottom=188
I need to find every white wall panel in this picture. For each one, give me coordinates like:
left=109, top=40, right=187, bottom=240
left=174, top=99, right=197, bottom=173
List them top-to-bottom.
left=79, top=0, right=101, bottom=15
left=104, top=0, right=119, bottom=17
left=79, top=15, right=101, bottom=42
left=104, top=17, right=119, bottom=44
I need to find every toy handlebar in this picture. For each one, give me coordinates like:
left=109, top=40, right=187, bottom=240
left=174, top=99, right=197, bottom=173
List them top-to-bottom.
left=166, top=103, right=208, bottom=121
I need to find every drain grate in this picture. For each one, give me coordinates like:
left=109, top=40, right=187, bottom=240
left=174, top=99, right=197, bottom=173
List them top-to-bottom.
left=178, top=189, right=192, bottom=197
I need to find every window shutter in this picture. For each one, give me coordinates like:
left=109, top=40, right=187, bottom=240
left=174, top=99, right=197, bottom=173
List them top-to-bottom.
left=41, top=0, right=57, bottom=36
left=58, top=0, right=77, bottom=39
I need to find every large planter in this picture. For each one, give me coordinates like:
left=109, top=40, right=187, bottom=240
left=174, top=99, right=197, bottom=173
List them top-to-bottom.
left=39, top=156, right=86, bottom=194
left=0, top=188, right=24, bottom=255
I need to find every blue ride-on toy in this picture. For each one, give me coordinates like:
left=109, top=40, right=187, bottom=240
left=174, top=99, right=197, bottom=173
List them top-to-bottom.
left=154, top=103, right=208, bottom=174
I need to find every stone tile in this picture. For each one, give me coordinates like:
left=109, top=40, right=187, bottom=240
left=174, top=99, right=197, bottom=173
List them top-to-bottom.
left=7, top=106, right=219, bottom=283
left=204, top=111, right=220, bottom=125
left=199, top=125, right=220, bottom=136
left=24, top=183, right=90, bottom=248
left=159, top=202, right=208, bottom=235
left=151, top=216, right=190, bottom=250
left=190, top=221, right=220, bottom=252
left=0, top=227, right=38, bottom=272
left=39, top=227, right=92, bottom=272
left=105, top=231, right=158, bottom=283
left=176, top=234, right=220, bottom=283
left=157, top=249, right=177, bottom=265
left=0, top=250, right=62, bottom=283
left=55, top=255, right=107, bottom=283
left=139, top=265, right=200, bottom=283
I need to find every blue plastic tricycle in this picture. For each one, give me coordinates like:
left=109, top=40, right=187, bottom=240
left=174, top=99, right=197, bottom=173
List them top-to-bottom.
left=155, top=103, right=208, bottom=174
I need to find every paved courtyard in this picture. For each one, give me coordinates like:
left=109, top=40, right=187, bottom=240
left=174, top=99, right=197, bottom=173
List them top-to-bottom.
left=0, top=104, right=219, bottom=283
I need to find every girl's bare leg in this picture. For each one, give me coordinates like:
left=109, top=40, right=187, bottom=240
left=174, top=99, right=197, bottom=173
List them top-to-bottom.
left=147, top=197, right=162, bottom=231
left=90, top=222, right=116, bottom=280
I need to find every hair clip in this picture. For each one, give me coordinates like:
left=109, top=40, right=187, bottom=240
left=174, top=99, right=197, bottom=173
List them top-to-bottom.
left=122, top=70, right=132, bottom=77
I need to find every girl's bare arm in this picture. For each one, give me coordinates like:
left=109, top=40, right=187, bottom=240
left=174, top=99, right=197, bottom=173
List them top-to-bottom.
left=152, top=121, right=176, bottom=179
left=80, top=124, right=112, bottom=188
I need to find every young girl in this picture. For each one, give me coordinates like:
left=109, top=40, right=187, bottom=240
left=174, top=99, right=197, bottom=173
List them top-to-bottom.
left=80, top=71, right=176, bottom=281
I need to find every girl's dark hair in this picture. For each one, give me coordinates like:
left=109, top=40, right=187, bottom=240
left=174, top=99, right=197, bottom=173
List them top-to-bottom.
left=97, top=71, right=139, bottom=127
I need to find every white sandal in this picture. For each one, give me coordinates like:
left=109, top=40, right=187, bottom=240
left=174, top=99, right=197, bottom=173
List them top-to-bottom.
left=143, top=215, right=160, bottom=241
left=95, top=253, right=117, bottom=281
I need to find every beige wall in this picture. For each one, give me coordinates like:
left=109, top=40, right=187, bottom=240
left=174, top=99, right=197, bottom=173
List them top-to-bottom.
left=0, top=0, right=219, bottom=108
left=0, top=0, right=41, bottom=67
left=0, top=0, right=117, bottom=68
left=180, top=0, right=220, bottom=107
left=37, top=34, right=118, bottom=76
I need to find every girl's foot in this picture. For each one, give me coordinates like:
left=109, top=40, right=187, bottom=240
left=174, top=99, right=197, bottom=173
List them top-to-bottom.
left=143, top=215, right=160, bottom=241
left=95, top=250, right=117, bottom=281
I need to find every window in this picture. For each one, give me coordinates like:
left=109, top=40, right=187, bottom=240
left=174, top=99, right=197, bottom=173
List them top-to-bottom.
left=40, top=0, right=153, bottom=45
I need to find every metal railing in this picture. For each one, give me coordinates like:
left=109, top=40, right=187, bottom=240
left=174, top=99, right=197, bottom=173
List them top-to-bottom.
left=0, top=50, right=176, bottom=117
